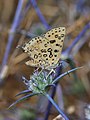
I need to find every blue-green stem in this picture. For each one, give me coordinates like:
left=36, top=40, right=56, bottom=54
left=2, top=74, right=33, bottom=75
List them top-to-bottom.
left=52, top=67, right=83, bottom=84
left=45, top=93, right=69, bottom=120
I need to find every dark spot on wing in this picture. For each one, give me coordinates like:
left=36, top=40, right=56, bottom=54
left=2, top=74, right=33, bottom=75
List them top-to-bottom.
left=55, top=34, right=58, bottom=38
left=61, top=34, right=64, bottom=37
left=48, top=35, right=51, bottom=37
left=58, top=36, right=61, bottom=40
left=37, top=39, right=42, bottom=43
left=50, top=40, right=56, bottom=44
left=61, top=40, right=63, bottom=42
left=44, top=43, right=48, bottom=47
left=56, top=44, right=60, bottom=46
left=60, top=45, right=62, bottom=47
left=47, top=48, right=52, bottom=52
left=30, top=49, right=33, bottom=52
left=41, top=49, right=47, bottom=53
left=54, top=49, right=59, bottom=52
left=38, top=53, right=42, bottom=57
left=34, top=54, right=38, bottom=59
left=43, top=54, right=47, bottom=57
left=49, top=54, right=53, bottom=58
left=54, top=55, right=57, bottom=57
left=46, top=58, right=48, bottom=60
left=52, top=59, right=54, bottom=61
left=39, top=60, right=41, bottom=62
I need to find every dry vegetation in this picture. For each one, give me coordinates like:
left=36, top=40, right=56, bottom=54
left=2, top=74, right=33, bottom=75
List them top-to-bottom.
left=0, top=0, right=90, bottom=120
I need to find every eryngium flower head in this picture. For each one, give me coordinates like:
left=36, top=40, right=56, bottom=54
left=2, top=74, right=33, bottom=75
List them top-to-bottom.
left=22, top=71, right=53, bottom=94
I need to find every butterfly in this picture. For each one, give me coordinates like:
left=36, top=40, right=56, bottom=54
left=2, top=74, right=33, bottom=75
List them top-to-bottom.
left=21, top=27, right=66, bottom=71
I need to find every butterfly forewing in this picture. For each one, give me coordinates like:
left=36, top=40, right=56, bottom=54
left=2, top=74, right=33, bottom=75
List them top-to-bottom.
left=43, top=27, right=66, bottom=68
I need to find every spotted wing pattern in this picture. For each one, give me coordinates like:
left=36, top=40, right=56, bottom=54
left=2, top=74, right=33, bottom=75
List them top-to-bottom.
left=22, top=27, right=66, bottom=70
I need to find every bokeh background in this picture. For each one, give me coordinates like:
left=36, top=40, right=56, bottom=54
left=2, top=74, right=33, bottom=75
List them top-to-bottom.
left=0, top=0, right=90, bottom=120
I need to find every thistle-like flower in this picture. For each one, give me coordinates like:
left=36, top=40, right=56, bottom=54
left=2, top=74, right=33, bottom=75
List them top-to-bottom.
left=22, top=71, right=53, bottom=94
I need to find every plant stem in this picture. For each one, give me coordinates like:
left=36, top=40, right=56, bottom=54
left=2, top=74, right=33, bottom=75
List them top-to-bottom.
left=2, top=0, right=24, bottom=67
left=30, top=0, right=50, bottom=30
left=63, top=22, right=90, bottom=55
left=44, top=66, right=62, bottom=120
left=52, top=67, right=83, bottom=84
left=44, top=83, right=57, bottom=120
left=45, top=93, right=69, bottom=120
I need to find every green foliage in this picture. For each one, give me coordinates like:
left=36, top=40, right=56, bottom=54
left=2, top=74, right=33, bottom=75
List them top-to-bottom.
left=19, top=109, right=35, bottom=120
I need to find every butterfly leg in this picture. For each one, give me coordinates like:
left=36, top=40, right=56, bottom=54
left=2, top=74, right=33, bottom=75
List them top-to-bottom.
left=34, top=67, right=40, bottom=74
left=39, top=67, right=47, bottom=79
left=38, top=69, right=43, bottom=75
left=46, top=69, right=56, bottom=79
left=22, top=76, right=29, bottom=85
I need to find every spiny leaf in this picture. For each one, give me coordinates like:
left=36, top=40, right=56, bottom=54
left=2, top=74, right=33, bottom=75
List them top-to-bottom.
left=52, top=66, right=83, bottom=84
left=15, top=90, right=31, bottom=97
left=8, top=93, right=38, bottom=109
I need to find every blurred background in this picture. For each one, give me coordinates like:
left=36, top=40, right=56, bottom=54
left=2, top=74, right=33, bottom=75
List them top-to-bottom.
left=0, top=0, right=90, bottom=120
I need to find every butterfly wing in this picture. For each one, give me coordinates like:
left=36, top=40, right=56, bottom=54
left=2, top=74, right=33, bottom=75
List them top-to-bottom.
left=22, top=27, right=66, bottom=70
left=43, top=27, right=66, bottom=69
left=22, top=36, right=52, bottom=68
